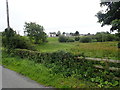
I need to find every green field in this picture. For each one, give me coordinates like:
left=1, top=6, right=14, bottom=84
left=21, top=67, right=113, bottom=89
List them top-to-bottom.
left=35, top=37, right=119, bottom=60
left=35, top=37, right=74, bottom=52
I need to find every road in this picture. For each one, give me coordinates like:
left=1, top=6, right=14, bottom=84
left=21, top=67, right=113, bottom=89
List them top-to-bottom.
left=1, top=66, right=51, bottom=88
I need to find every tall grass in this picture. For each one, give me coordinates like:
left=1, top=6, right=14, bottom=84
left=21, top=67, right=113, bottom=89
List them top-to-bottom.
left=70, top=42, right=119, bottom=60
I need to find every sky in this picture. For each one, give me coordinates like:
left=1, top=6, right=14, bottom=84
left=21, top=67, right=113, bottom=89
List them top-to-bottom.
left=0, top=0, right=112, bottom=35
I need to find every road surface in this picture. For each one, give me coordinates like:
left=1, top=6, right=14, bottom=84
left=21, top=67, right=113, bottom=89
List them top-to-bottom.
left=1, top=66, right=51, bottom=88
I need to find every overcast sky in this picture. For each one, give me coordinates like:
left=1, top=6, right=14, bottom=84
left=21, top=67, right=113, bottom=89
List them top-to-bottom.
left=0, top=0, right=112, bottom=35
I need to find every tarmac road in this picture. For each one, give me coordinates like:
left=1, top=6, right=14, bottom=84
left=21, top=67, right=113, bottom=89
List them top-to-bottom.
left=1, top=66, right=51, bottom=88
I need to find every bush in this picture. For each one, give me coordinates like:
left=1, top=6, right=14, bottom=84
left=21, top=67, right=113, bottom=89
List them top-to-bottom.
left=2, top=28, right=35, bottom=50
left=3, top=35, right=35, bottom=50
left=14, top=35, right=35, bottom=50
left=58, top=35, right=68, bottom=42
left=58, top=35, right=75, bottom=42
left=75, top=37, right=80, bottom=41
left=80, top=37, right=92, bottom=43
left=67, top=38, right=75, bottom=42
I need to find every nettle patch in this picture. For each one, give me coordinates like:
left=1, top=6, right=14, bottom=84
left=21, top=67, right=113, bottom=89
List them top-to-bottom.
left=12, top=49, right=120, bottom=88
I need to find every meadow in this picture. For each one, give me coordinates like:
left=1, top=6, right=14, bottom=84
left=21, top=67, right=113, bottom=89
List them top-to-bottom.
left=35, top=37, right=119, bottom=60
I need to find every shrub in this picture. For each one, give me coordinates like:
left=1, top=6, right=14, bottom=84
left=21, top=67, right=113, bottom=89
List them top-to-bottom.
left=2, top=28, right=35, bottom=50
left=2, top=28, right=17, bottom=49
left=105, top=34, right=115, bottom=41
left=3, top=35, right=35, bottom=50
left=14, top=35, right=35, bottom=50
left=58, top=35, right=68, bottom=42
left=58, top=36, right=75, bottom=42
left=75, top=37, right=80, bottom=41
left=80, top=37, right=92, bottom=43
left=67, top=38, right=75, bottom=42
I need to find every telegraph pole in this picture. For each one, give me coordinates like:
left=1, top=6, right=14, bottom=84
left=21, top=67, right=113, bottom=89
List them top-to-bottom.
left=6, top=0, right=10, bottom=30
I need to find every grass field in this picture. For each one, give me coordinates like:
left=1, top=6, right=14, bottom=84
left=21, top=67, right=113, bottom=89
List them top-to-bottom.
left=35, top=37, right=119, bottom=60
left=35, top=37, right=74, bottom=52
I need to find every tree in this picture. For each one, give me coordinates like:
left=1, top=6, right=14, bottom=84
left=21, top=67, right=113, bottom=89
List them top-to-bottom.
left=96, top=1, right=120, bottom=48
left=24, top=22, right=47, bottom=44
left=2, top=28, right=33, bottom=51
left=2, top=28, right=16, bottom=49
left=56, top=31, right=61, bottom=36
left=74, top=31, right=79, bottom=36
left=62, top=32, right=66, bottom=35
left=95, top=32, right=115, bottom=42
left=95, top=32, right=108, bottom=42
left=87, top=33, right=91, bottom=35
left=106, top=34, right=115, bottom=41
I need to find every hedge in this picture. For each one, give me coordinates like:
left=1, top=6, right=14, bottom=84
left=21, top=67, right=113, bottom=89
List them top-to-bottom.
left=12, top=49, right=120, bottom=87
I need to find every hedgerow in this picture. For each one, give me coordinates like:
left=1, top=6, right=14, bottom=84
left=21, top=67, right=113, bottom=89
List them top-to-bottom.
left=2, top=28, right=35, bottom=51
left=12, top=49, right=120, bottom=88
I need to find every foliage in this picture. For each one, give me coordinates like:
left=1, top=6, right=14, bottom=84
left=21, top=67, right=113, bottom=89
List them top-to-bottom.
left=96, top=1, right=120, bottom=48
left=96, top=2, right=120, bottom=30
left=111, top=19, right=120, bottom=32
left=111, top=19, right=120, bottom=48
left=24, top=22, right=47, bottom=44
left=2, top=28, right=35, bottom=51
left=2, top=28, right=16, bottom=49
left=2, top=28, right=16, bottom=37
left=56, top=31, right=61, bottom=37
left=74, top=31, right=79, bottom=36
left=62, top=32, right=66, bottom=35
left=94, top=32, right=115, bottom=42
left=106, top=34, right=115, bottom=41
left=58, top=35, right=74, bottom=42
left=58, top=35, right=68, bottom=42
left=11, top=36, right=35, bottom=50
left=80, top=36, right=92, bottom=43
left=75, top=37, right=80, bottom=41
left=66, top=38, right=75, bottom=42
left=11, top=49, right=120, bottom=88
left=2, top=52, right=96, bottom=88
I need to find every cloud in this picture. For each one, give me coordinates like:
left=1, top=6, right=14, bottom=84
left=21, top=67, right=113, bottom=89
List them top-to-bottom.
left=0, top=0, right=111, bottom=35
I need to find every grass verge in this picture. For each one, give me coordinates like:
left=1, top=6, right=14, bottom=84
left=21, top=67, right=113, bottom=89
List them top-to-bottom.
left=2, top=53, right=97, bottom=88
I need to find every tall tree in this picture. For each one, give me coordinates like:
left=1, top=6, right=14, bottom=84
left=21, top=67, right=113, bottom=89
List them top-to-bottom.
left=96, top=1, right=120, bottom=48
left=24, top=22, right=47, bottom=44
left=56, top=31, right=61, bottom=36
left=74, top=31, right=79, bottom=36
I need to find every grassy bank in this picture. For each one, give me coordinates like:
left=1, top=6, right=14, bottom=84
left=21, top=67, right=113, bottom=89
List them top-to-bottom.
left=35, top=37, right=119, bottom=60
left=2, top=52, right=97, bottom=88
